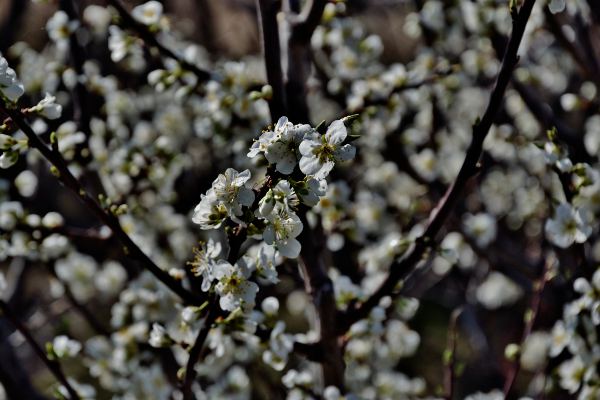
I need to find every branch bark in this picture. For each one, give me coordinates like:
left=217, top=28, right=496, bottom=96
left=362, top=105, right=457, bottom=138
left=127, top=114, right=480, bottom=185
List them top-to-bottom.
left=256, top=0, right=287, bottom=122
left=286, top=0, right=327, bottom=123
left=297, top=212, right=345, bottom=389
left=181, top=302, right=219, bottom=400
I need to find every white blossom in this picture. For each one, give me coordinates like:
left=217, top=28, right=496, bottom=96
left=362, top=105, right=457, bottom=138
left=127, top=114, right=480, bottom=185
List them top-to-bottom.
left=132, top=1, right=164, bottom=26
left=46, top=10, right=79, bottom=47
left=0, top=54, right=24, bottom=102
left=32, top=93, right=62, bottom=120
left=299, top=119, right=356, bottom=178
left=192, top=169, right=255, bottom=229
left=545, top=203, right=592, bottom=248
left=263, top=207, right=303, bottom=258
left=213, top=260, right=259, bottom=312
left=476, top=272, right=523, bottom=310
left=52, top=335, right=82, bottom=358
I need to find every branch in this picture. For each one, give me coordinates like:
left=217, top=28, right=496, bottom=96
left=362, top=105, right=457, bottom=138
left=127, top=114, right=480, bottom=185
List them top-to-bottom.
left=59, top=0, right=90, bottom=132
left=106, top=0, right=212, bottom=83
left=256, top=0, right=287, bottom=122
left=286, top=0, right=327, bottom=122
left=288, top=0, right=328, bottom=46
left=338, top=0, right=538, bottom=333
left=0, top=105, right=204, bottom=306
left=297, top=211, right=345, bottom=389
left=503, top=257, right=553, bottom=397
left=0, top=300, right=80, bottom=400
left=181, top=302, right=219, bottom=400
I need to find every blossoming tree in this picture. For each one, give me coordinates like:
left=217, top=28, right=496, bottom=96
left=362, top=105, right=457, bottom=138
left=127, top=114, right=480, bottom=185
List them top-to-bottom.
left=1, top=0, right=599, bottom=399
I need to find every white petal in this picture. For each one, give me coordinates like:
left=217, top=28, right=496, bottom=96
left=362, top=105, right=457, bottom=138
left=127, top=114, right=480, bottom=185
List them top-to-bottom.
left=548, top=0, right=565, bottom=14
left=275, top=116, right=288, bottom=132
left=325, top=120, right=347, bottom=145
left=299, top=138, right=320, bottom=156
left=334, top=144, right=356, bottom=162
left=275, top=153, right=296, bottom=174
left=299, top=156, right=322, bottom=175
left=314, top=161, right=334, bottom=179
left=234, top=169, right=252, bottom=186
left=238, top=187, right=255, bottom=207
left=263, top=225, right=275, bottom=245
left=278, top=238, right=301, bottom=258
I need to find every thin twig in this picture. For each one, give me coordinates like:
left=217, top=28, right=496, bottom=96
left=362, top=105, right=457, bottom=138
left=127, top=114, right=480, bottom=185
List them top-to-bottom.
left=338, top=0, right=538, bottom=333
left=503, top=257, right=553, bottom=396
left=0, top=300, right=81, bottom=400
left=444, top=307, right=463, bottom=400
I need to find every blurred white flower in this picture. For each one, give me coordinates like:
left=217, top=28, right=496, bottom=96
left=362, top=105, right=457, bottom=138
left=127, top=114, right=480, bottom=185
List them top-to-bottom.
left=548, top=0, right=566, bottom=14
left=132, top=1, right=163, bottom=26
left=14, top=170, right=38, bottom=197
left=463, top=212, right=497, bottom=247
left=476, top=272, right=523, bottom=309
left=262, top=321, right=293, bottom=371
left=52, top=335, right=82, bottom=358
left=558, top=356, right=585, bottom=393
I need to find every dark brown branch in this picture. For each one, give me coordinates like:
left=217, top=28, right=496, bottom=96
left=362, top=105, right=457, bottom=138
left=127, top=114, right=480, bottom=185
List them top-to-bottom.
left=59, top=0, right=90, bottom=131
left=106, top=0, right=212, bottom=83
left=256, top=0, right=287, bottom=122
left=286, top=0, right=327, bottom=123
left=288, top=0, right=328, bottom=45
left=338, top=0, right=538, bottom=333
left=0, top=105, right=203, bottom=306
left=297, top=212, right=345, bottom=389
left=0, top=300, right=80, bottom=400
left=181, top=302, right=219, bottom=400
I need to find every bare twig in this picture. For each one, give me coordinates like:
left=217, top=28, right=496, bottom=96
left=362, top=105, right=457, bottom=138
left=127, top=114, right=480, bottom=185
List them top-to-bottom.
left=338, top=0, right=538, bottom=333
left=503, top=257, right=553, bottom=397
left=0, top=300, right=81, bottom=400
left=444, top=307, right=463, bottom=400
